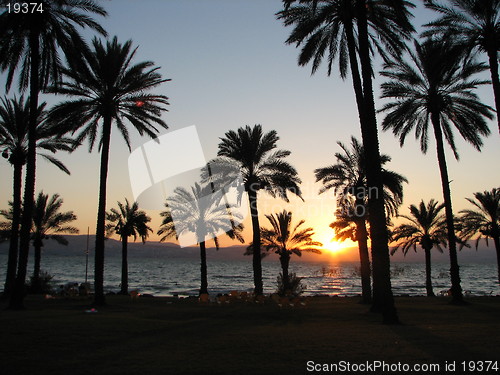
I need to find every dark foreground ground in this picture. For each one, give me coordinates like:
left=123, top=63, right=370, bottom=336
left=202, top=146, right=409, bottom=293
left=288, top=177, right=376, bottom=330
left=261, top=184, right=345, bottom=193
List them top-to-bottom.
left=1, top=295, right=499, bottom=375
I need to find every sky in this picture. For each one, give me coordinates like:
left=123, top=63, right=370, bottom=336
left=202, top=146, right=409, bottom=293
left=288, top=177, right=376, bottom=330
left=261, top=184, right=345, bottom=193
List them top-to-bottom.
left=0, top=0, right=499, bottom=258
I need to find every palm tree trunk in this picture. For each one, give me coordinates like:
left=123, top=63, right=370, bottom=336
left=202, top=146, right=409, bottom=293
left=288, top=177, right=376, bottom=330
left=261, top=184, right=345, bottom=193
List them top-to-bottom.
left=356, top=0, right=398, bottom=324
left=346, top=9, right=372, bottom=306
left=344, top=16, right=365, bottom=125
left=9, top=28, right=40, bottom=310
left=487, top=49, right=500, bottom=135
left=431, top=112, right=464, bottom=304
left=93, top=115, right=112, bottom=306
left=3, top=162, right=23, bottom=296
left=248, top=188, right=263, bottom=295
left=356, top=219, right=372, bottom=303
left=492, top=224, right=500, bottom=284
left=120, top=235, right=128, bottom=295
left=32, top=238, right=42, bottom=293
left=495, top=238, right=500, bottom=285
left=199, top=240, right=208, bottom=295
left=423, top=246, right=435, bottom=297
left=279, top=253, right=291, bottom=295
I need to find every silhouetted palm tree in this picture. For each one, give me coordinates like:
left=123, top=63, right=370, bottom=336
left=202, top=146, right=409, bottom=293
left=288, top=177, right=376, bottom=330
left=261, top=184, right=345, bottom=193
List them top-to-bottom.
left=0, top=0, right=107, bottom=309
left=278, top=0, right=415, bottom=323
left=355, top=0, right=414, bottom=324
left=424, top=0, right=500, bottom=134
left=277, top=1, right=413, bottom=79
left=48, top=37, right=169, bottom=305
left=380, top=37, right=493, bottom=304
left=0, top=96, right=74, bottom=295
left=210, top=125, right=301, bottom=295
left=315, top=136, right=407, bottom=304
left=158, top=183, right=244, bottom=295
left=458, top=188, right=500, bottom=284
left=30, top=191, right=78, bottom=293
left=2, top=193, right=79, bottom=293
left=328, top=197, right=372, bottom=298
left=106, top=199, right=152, bottom=295
left=391, top=200, right=447, bottom=297
left=259, top=210, right=322, bottom=294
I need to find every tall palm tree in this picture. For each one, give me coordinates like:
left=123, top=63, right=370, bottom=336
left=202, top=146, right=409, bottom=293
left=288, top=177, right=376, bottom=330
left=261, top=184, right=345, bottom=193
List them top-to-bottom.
left=0, top=0, right=107, bottom=309
left=278, top=0, right=415, bottom=323
left=348, top=0, right=413, bottom=324
left=424, top=0, right=500, bottom=134
left=48, top=37, right=170, bottom=305
left=380, top=37, right=493, bottom=304
left=0, top=96, right=74, bottom=295
left=209, top=125, right=302, bottom=295
left=315, top=136, right=407, bottom=303
left=158, top=183, right=244, bottom=295
left=458, top=188, right=500, bottom=284
left=30, top=191, right=78, bottom=293
left=106, top=199, right=152, bottom=295
left=390, top=200, right=447, bottom=297
left=260, top=210, right=322, bottom=294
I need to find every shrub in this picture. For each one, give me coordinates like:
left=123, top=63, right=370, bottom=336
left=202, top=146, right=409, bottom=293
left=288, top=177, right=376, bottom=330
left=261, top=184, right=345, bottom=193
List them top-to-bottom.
left=27, top=271, right=54, bottom=294
left=276, top=272, right=306, bottom=297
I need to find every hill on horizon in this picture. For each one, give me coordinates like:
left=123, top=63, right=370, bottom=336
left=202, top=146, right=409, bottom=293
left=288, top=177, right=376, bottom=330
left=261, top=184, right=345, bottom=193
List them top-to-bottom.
left=0, top=234, right=497, bottom=264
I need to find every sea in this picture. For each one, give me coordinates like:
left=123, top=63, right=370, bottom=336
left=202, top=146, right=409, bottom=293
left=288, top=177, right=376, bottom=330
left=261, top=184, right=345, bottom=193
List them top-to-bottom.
left=1, top=250, right=498, bottom=297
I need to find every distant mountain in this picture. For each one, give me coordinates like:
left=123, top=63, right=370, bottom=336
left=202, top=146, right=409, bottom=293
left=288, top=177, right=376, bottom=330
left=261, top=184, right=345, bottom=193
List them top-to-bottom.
left=0, top=234, right=250, bottom=261
left=0, top=235, right=497, bottom=264
left=390, top=245, right=497, bottom=264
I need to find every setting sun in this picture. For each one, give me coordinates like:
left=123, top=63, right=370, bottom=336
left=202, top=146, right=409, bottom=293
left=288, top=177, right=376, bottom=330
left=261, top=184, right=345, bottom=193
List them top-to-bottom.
left=316, top=232, right=353, bottom=254
left=322, top=238, right=346, bottom=254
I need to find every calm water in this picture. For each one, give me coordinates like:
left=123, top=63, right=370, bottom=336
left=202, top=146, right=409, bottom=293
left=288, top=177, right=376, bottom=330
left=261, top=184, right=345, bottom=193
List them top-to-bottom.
left=1, top=252, right=498, bottom=297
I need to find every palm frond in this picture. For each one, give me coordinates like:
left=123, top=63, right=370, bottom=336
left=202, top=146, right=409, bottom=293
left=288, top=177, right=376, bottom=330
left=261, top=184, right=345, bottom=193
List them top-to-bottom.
left=47, top=36, right=169, bottom=153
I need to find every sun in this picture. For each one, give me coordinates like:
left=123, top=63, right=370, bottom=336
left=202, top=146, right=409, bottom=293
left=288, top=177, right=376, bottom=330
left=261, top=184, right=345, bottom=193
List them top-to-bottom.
left=311, top=222, right=356, bottom=256
left=320, top=235, right=347, bottom=254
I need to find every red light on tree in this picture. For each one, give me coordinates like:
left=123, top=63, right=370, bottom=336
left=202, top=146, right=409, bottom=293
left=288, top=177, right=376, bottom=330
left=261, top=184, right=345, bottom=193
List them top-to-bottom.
left=135, top=100, right=145, bottom=107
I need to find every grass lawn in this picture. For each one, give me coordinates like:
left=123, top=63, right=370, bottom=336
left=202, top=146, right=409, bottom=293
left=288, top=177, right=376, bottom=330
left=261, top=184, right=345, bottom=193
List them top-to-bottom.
left=1, top=295, right=499, bottom=374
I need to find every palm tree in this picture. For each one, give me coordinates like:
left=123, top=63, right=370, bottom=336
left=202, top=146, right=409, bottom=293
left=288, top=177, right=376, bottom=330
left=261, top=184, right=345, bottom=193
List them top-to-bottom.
left=0, top=0, right=107, bottom=309
left=278, top=0, right=415, bottom=323
left=424, top=0, right=500, bottom=134
left=48, top=37, right=170, bottom=305
left=380, top=37, right=493, bottom=304
left=0, top=96, right=74, bottom=295
left=208, top=125, right=301, bottom=295
left=315, top=136, right=407, bottom=303
left=158, top=183, right=244, bottom=295
left=458, top=188, right=500, bottom=284
left=30, top=192, right=78, bottom=293
left=2, top=193, right=78, bottom=293
left=328, top=197, right=373, bottom=299
left=106, top=199, right=152, bottom=295
left=390, top=200, right=447, bottom=297
left=260, top=210, right=322, bottom=294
